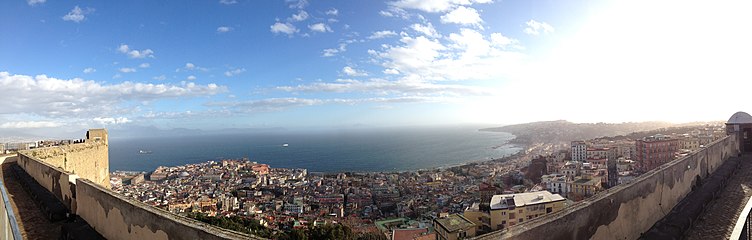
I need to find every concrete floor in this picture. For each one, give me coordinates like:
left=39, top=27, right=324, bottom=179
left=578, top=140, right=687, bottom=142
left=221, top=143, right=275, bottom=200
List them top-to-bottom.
left=686, top=154, right=752, bottom=239
left=1, top=157, right=62, bottom=240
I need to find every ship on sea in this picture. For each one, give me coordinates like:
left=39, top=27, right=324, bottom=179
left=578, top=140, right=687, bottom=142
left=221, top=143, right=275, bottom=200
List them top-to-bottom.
left=282, top=143, right=289, bottom=147
left=138, top=150, right=153, bottom=154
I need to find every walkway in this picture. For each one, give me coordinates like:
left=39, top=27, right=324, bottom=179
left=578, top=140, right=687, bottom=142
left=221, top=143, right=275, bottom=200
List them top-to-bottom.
left=686, top=154, right=752, bottom=239
left=0, top=157, right=61, bottom=239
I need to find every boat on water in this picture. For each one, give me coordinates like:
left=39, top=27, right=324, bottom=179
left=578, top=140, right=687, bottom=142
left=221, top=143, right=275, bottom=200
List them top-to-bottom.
left=282, top=143, right=289, bottom=147
left=138, top=150, right=153, bottom=154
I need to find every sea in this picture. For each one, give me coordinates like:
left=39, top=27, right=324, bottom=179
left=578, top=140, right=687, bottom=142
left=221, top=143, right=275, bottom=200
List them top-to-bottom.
left=108, top=126, right=520, bottom=173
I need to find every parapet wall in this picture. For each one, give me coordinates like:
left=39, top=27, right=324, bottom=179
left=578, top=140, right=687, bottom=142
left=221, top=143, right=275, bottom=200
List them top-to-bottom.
left=474, top=134, right=739, bottom=240
left=20, top=142, right=109, bottom=188
left=16, top=153, right=78, bottom=212
left=75, top=179, right=259, bottom=240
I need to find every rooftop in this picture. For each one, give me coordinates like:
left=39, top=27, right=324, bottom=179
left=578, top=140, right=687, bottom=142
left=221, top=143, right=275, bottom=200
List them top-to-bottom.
left=727, top=111, right=752, bottom=124
left=489, top=191, right=565, bottom=210
left=434, top=214, right=475, bottom=233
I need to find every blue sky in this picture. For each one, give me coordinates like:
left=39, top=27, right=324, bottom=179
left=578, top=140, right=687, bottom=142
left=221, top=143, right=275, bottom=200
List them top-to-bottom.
left=1, top=0, right=752, bottom=136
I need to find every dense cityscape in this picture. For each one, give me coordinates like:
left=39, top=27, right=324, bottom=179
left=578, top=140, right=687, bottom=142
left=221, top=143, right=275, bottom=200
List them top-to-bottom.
left=28, top=122, right=716, bottom=239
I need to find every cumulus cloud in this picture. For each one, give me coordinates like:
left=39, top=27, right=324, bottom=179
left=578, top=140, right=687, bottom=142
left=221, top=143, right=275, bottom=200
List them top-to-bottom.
left=27, top=0, right=45, bottom=6
left=287, top=0, right=308, bottom=9
left=389, top=0, right=492, bottom=13
left=62, top=6, right=94, bottom=23
left=440, top=6, right=483, bottom=28
left=326, top=8, right=339, bottom=16
left=291, top=10, right=309, bottom=21
left=524, top=19, right=554, bottom=35
left=270, top=22, right=298, bottom=35
left=308, top=23, right=332, bottom=33
left=411, top=23, right=441, bottom=38
left=217, top=26, right=233, bottom=33
left=370, top=28, right=526, bottom=81
left=368, top=30, right=397, bottom=39
left=117, top=44, right=155, bottom=59
left=322, top=48, right=340, bottom=57
left=181, top=62, right=208, bottom=72
left=139, top=63, right=150, bottom=68
left=342, top=66, right=368, bottom=77
left=83, top=67, right=96, bottom=74
left=119, top=67, right=137, bottom=73
left=224, top=68, right=246, bottom=77
left=383, top=68, right=400, bottom=75
left=0, top=71, right=226, bottom=118
left=187, top=75, right=197, bottom=81
left=93, top=117, right=131, bottom=125
left=0, top=121, right=61, bottom=129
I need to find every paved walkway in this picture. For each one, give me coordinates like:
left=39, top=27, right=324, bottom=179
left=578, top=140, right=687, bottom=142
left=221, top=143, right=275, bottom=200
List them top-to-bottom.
left=686, top=154, right=752, bottom=239
left=1, top=157, right=61, bottom=239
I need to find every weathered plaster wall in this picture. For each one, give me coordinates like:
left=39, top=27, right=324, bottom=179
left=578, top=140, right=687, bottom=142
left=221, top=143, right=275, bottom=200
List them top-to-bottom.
left=473, top=135, right=739, bottom=240
left=20, top=142, right=109, bottom=188
left=16, top=153, right=78, bottom=213
left=75, top=179, right=260, bottom=240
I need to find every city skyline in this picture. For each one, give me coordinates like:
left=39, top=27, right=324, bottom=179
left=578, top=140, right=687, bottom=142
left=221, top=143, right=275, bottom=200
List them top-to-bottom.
left=2, top=0, right=751, bottom=137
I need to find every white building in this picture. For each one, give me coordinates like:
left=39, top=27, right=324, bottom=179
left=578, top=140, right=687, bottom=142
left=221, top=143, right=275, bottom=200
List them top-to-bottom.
left=571, top=141, right=587, bottom=161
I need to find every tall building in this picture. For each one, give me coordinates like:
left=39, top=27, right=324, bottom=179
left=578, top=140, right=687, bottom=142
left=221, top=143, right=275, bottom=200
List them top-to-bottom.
left=635, top=135, right=680, bottom=172
left=571, top=141, right=587, bottom=161
left=464, top=191, right=566, bottom=232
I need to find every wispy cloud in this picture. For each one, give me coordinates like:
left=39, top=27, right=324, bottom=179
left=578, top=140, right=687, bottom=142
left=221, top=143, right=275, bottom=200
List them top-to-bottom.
left=27, top=0, right=45, bottom=6
left=219, top=0, right=237, bottom=5
left=389, top=0, right=492, bottom=13
left=62, top=6, right=95, bottom=23
left=326, top=8, right=339, bottom=16
left=291, top=10, right=309, bottom=21
left=524, top=19, right=554, bottom=35
left=270, top=22, right=298, bottom=35
left=308, top=23, right=332, bottom=33
left=217, top=26, right=233, bottom=33
left=368, top=30, right=397, bottom=39
left=118, top=44, right=155, bottom=58
left=139, top=63, right=150, bottom=68
left=342, top=66, right=368, bottom=77
left=83, top=67, right=96, bottom=74
left=119, top=67, right=137, bottom=73
left=224, top=68, right=246, bottom=77
left=93, top=117, right=131, bottom=125
left=0, top=121, right=61, bottom=129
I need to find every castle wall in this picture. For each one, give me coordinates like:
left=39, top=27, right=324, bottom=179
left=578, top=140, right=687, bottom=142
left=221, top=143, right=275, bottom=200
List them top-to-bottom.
left=473, top=134, right=739, bottom=240
left=19, top=142, right=109, bottom=188
left=16, top=153, right=78, bottom=212
left=75, top=179, right=258, bottom=240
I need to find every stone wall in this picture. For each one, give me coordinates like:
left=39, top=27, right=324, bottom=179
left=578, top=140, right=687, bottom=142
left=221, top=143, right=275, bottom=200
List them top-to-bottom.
left=473, top=134, right=739, bottom=240
left=19, top=142, right=109, bottom=188
left=16, top=153, right=78, bottom=212
left=75, top=179, right=260, bottom=240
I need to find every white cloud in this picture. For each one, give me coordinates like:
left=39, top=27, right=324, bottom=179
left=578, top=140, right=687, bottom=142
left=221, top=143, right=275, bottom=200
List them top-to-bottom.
left=27, top=0, right=45, bottom=6
left=219, top=0, right=237, bottom=5
left=287, top=0, right=308, bottom=9
left=389, top=0, right=492, bottom=13
left=62, top=6, right=95, bottom=23
left=440, top=6, right=483, bottom=28
left=326, top=8, right=339, bottom=16
left=291, top=10, right=309, bottom=21
left=524, top=19, right=554, bottom=35
left=270, top=22, right=298, bottom=35
left=308, top=23, right=332, bottom=33
left=411, top=23, right=441, bottom=38
left=217, top=26, right=233, bottom=33
left=371, top=29, right=526, bottom=81
left=368, top=30, right=397, bottom=39
left=490, top=33, right=520, bottom=49
left=117, top=44, right=155, bottom=59
left=322, top=48, right=339, bottom=57
left=182, top=62, right=208, bottom=71
left=139, top=63, right=150, bottom=68
left=185, top=63, right=196, bottom=70
left=342, top=66, right=368, bottom=77
left=83, top=67, right=96, bottom=74
left=119, top=67, right=136, bottom=73
left=224, top=68, right=246, bottom=77
left=383, top=68, right=400, bottom=75
left=0, top=71, right=226, bottom=118
left=153, top=75, right=167, bottom=81
left=187, top=75, right=197, bottom=81
left=277, top=78, right=491, bottom=96
left=207, top=96, right=446, bottom=113
left=93, top=117, right=131, bottom=125
left=0, top=121, right=61, bottom=129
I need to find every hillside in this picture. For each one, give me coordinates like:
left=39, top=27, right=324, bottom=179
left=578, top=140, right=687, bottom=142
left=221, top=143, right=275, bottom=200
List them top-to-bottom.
left=480, top=120, right=677, bottom=145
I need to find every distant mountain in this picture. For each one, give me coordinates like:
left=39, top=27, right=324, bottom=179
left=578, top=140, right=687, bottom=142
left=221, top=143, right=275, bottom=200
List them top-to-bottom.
left=480, top=120, right=677, bottom=145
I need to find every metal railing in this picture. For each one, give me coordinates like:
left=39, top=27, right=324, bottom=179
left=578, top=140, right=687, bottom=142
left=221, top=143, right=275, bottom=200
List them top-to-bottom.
left=0, top=177, right=23, bottom=240
left=731, top=196, right=752, bottom=240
